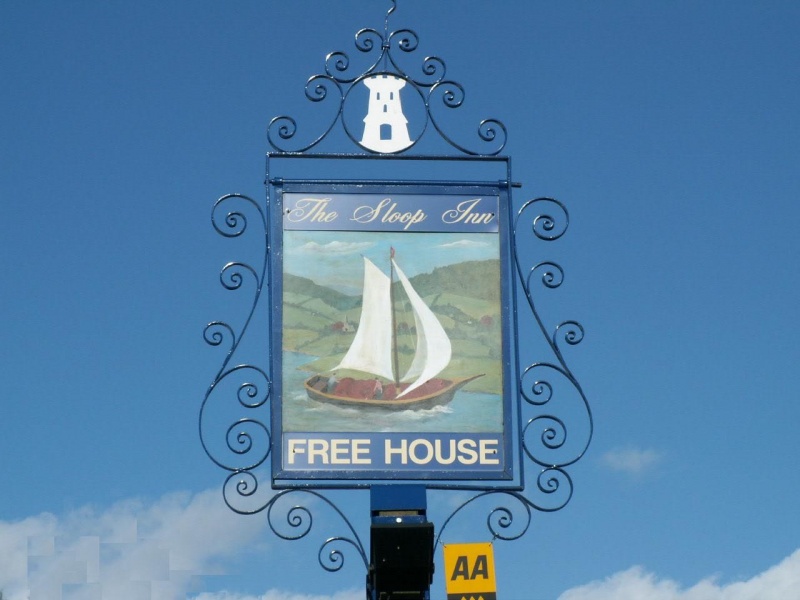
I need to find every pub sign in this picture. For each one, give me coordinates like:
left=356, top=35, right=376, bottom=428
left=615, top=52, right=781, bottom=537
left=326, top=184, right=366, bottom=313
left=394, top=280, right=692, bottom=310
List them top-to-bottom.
left=270, top=180, right=517, bottom=485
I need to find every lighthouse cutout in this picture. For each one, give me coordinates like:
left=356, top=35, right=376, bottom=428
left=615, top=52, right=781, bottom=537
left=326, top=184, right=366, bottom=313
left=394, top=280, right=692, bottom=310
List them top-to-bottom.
left=361, top=75, right=413, bottom=153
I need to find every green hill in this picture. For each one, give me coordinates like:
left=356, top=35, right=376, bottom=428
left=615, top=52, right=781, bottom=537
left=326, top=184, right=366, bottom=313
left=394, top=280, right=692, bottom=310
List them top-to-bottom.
left=409, top=260, right=501, bottom=303
left=283, top=273, right=360, bottom=311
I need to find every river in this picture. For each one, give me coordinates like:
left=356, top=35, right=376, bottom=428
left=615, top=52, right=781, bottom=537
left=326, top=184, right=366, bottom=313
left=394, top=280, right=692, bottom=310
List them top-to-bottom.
left=281, top=351, right=504, bottom=434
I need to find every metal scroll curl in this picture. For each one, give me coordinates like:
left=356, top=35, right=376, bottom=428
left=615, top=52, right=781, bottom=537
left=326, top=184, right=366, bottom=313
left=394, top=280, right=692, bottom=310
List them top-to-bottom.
left=266, top=1, right=506, bottom=156
left=202, top=192, right=368, bottom=577
left=199, top=194, right=272, bottom=475
left=435, top=196, right=591, bottom=545
left=514, top=197, right=592, bottom=477
left=433, top=465, right=576, bottom=549
left=222, top=474, right=369, bottom=573
left=267, top=490, right=368, bottom=572
left=435, top=491, right=532, bottom=550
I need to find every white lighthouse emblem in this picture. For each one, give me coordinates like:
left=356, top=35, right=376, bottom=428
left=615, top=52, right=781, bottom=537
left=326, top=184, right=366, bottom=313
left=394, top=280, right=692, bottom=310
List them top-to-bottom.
left=360, top=75, right=413, bottom=153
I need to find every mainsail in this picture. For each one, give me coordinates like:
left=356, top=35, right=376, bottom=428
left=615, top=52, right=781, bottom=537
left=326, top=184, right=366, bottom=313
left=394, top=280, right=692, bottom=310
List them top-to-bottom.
left=332, top=256, right=452, bottom=398
left=333, top=257, right=395, bottom=381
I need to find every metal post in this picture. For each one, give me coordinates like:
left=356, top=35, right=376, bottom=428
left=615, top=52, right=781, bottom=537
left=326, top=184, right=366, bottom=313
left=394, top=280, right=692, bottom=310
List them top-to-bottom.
left=368, top=485, right=434, bottom=600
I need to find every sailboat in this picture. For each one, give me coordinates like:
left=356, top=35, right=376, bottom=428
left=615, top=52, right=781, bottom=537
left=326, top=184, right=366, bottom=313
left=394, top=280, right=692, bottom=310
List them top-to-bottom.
left=304, top=250, right=483, bottom=410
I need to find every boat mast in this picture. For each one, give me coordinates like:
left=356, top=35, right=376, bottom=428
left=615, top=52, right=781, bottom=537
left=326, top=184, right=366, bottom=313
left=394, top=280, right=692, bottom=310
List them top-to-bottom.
left=389, top=247, right=400, bottom=386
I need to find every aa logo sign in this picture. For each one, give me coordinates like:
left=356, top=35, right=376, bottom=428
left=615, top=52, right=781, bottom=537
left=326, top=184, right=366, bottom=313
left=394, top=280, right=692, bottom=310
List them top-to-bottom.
left=443, top=542, right=497, bottom=600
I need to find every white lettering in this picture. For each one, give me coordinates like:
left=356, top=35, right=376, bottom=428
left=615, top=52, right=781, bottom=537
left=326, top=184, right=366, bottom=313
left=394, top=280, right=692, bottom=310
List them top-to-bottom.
left=289, top=437, right=499, bottom=468
left=381, top=437, right=501, bottom=467
left=287, top=438, right=373, bottom=466
left=330, top=438, right=350, bottom=465
left=287, top=439, right=306, bottom=465
left=308, top=439, right=329, bottom=464
left=352, top=439, right=372, bottom=465
left=385, top=439, right=408, bottom=464
left=409, top=439, right=434, bottom=465
left=435, top=439, right=457, bottom=465
left=457, top=439, right=478, bottom=465
left=479, top=439, right=500, bottom=465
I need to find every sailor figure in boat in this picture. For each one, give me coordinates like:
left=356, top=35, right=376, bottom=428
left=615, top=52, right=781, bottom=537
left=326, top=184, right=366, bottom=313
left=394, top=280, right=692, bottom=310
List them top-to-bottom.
left=305, top=249, right=483, bottom=410
left=326, top=372, right=337, bottom=394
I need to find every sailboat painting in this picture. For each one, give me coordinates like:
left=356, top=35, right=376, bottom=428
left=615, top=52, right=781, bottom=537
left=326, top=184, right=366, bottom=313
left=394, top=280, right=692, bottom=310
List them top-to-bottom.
left=274, top=187, right=515, bottom=480
left=281, top=229, right=505, bottom=432
left=303, top=250, right=485, bottom=410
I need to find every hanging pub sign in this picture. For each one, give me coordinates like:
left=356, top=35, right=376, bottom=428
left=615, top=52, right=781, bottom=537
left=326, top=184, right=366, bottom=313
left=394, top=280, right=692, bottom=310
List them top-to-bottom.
left=270, top=180, right=517, bottom=484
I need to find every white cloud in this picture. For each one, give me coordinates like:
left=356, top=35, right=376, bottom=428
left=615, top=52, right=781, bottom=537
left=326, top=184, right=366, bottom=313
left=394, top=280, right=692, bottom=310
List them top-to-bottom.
left=436, top=239, right=490, bottom=249
left=296, top=241, right=373, bottom=255
left=600, top=447, right=662, bottom=475
left=4, top=487, right=799, bottom=600
left=0, top=489, right=267, bottom=600
left=557, top=549, right=800, bottom=600
left=191, top=589, right=362, bottom=600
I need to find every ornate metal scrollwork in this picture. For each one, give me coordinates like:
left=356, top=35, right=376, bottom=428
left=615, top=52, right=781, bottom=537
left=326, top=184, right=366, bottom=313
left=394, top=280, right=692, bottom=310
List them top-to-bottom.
left=201, top=0, right=591, bottom=581
left=267, top=0, right=506, bottom=156
left=200, top=191, right=591, bottom=565
left=200, top=192, right=369, bottom=573
left=200, top=193, right=271, bottom=474
left=433, top=196, right=592, bottom=545
left=514, top=197, right=592, bottom=470
left=222, top=472, right=369, bottom=573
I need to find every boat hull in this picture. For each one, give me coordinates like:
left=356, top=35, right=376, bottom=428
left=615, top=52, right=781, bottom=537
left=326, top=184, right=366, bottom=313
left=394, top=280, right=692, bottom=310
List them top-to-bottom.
left=304, top=374, right=484, bottom=411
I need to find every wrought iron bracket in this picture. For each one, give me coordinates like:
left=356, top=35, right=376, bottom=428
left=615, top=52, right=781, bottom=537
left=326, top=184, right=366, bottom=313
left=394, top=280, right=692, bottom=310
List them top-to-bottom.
left=199, top=0, right=591, bottom=581
left=267, top=0, right=506, bottom=156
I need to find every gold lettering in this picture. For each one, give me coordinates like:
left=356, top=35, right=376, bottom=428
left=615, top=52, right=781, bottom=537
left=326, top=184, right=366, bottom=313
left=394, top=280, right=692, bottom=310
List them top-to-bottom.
left=351, top=197, right=391, bottom=224
left=286, top=198, right=338, bottom=223
left=351, top=198, right=427, bottom=230
left=441, top=198, right=495, bottom=226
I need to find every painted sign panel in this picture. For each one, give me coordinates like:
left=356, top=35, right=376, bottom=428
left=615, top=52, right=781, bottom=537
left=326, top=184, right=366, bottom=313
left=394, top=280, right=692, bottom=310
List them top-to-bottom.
left=272, top=182, right=515, bottom=483
left=443, top=542, right=498, bottom=600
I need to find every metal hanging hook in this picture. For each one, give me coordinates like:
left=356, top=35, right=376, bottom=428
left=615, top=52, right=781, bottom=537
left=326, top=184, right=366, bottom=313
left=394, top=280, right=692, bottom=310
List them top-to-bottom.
left=384, top=0, right=397, bottom=39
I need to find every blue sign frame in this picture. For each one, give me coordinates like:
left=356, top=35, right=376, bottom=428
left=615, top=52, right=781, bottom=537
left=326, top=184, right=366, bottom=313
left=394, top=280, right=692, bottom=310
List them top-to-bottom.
left=270, top=180, right=518, bottom=486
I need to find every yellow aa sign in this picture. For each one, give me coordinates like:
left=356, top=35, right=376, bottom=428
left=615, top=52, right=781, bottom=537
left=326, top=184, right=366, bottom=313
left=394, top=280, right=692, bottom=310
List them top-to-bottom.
left=443, top=542, right=497, bottom=600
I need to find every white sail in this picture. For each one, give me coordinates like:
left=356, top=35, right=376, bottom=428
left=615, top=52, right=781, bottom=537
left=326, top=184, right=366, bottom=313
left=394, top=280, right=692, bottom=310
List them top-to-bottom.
left=332, top=257, right=395, bottom=380
left=392, top=259, right=452, bottom=398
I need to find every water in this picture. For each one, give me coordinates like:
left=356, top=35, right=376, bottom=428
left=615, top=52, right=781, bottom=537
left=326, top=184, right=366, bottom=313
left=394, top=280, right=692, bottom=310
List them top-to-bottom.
left=282, top=352, right=503, bottom=434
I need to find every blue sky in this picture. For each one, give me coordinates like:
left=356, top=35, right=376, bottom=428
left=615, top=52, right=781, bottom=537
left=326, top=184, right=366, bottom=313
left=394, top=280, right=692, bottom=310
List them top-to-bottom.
left=2, top=1, right=799, bottom=599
